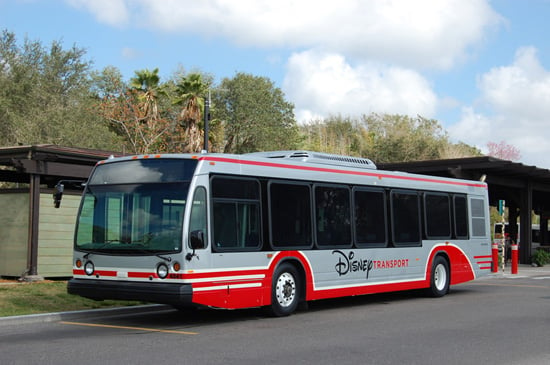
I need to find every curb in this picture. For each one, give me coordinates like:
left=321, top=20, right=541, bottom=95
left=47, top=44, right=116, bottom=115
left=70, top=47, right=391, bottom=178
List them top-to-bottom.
left=486, top=265, right=550, bottom=279
left=0, top=304, right=173, bottom=327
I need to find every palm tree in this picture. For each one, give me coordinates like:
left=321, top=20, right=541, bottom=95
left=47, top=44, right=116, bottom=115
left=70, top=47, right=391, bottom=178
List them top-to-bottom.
left=124, top=68, right=170, bottom=153
left=130, top=68, right=162, bottom=121
left=174, top=73, right=208, bottom=152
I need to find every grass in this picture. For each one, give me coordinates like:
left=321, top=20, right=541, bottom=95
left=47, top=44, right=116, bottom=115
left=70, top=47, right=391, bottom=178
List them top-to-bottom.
left=0, top=280, right=141, bottom=317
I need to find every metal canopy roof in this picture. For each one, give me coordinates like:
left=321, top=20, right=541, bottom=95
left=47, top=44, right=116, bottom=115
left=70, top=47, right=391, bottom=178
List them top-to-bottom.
left=0, top=144, right=119, bottom=187
left=379, top=156, right=550, bottom=213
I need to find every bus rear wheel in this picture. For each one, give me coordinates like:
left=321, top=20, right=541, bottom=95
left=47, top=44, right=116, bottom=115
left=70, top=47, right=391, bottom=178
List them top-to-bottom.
left=427, top=256, right=450, bottom=297
left=268, top=263, right=300, bottom=317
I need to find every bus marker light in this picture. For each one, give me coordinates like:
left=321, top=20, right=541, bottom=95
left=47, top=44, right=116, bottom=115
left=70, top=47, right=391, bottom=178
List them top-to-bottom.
left=267, top=253, right=274, bottom=259
left=75, top=259, right=82, bottom=268
left=84, top=261, right=95, bottom=276
left=173, top=262, right=181, bottom=272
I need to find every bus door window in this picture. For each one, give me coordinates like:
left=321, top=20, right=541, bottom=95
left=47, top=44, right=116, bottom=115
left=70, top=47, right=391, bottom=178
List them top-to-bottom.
left=188, top=186, right=208, bottom=249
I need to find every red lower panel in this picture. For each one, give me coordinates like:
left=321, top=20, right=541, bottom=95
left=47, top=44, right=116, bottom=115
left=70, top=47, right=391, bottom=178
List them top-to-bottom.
left=192, top=286, right=265, bottom=309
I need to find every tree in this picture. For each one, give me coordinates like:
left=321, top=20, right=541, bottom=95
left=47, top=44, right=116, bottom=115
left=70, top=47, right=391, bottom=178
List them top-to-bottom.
left=0, top=30, right=120, bottom=149
left=99, top=68, right=173, bottom=154
left=173, top=72, right=209, bottom=152
left=213, top=72, right=301, bottom=153
left=298, top=113, right=481, bottom=163
left=359, top=114, right=444, bottom=162
left=301, top=116, right=364, bottom=156
left=487, top=141, right=521, bottom=161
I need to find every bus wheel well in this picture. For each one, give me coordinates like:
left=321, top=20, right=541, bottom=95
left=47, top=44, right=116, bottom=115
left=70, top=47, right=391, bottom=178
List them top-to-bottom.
left=434, top=252, right=450, bottom=274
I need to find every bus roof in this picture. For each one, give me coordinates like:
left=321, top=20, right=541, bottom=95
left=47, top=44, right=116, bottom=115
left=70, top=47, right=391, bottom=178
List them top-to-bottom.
left=96, top=151, right=488, bottom=192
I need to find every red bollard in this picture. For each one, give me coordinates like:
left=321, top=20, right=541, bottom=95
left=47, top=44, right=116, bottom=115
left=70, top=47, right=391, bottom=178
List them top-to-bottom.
left=492, top=243, right=499, bottom=273
left=511, top=244, right=518, bottom=274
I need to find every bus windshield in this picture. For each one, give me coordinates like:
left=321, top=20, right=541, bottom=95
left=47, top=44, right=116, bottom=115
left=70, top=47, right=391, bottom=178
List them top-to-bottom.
left=75, top=158, right=197, bottom=255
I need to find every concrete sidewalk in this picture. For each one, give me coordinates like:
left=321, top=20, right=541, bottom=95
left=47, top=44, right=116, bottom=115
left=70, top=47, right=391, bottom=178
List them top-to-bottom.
left=488, top=264, right=550, bottom=278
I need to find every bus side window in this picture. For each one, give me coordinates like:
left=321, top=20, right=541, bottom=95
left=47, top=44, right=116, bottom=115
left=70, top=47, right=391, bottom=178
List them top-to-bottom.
left=211, top=176, right=261, bottom=251
left=269, top=181, right=312, bottom=249
left=314, top=185, right=352, bottom=248
left=188, top=186, right=208, bottom=249
left=354, top=188, right=387, bottom=248
left=390, top=190, right=421, bottom=247
left=424, top=193, right=451, bottom=239
left=470, top=197, right=487, bottom=237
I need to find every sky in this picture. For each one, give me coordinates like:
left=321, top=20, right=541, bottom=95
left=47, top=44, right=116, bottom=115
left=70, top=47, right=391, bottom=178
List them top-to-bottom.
left=1, top=0, right=550, bottom=168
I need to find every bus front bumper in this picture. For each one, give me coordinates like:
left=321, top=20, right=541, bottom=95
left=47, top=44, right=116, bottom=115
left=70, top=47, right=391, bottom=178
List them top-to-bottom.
left=67, top=278, right=193, bottom=306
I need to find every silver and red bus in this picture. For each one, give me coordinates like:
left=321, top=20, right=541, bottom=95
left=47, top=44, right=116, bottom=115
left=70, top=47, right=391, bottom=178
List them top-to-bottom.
left=67, top=151, right=492, bottom=316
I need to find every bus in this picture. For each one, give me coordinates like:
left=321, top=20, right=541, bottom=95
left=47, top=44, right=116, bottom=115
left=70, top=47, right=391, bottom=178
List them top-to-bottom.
left=65, top=150, right=492, bottom=316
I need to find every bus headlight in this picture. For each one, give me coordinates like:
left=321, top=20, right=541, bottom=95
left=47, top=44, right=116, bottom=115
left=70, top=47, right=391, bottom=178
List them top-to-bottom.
left=84, top=261, right=95, bottom=276
left=157, top=263, right=169, bottom=279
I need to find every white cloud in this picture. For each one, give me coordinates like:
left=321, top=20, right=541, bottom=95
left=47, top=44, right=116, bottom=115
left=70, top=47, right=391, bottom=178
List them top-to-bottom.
left=66, top=0, right=130, bottom=27
left=68, top=0, right=503, bottom=70
left=449, top=47, right=550, bottom=168
left=478, top=47, right=550, bottom=122
left=283, top=50, right=437, bottom=123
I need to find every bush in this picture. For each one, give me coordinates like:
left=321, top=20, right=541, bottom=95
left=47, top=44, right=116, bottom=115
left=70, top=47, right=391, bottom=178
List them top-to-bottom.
left=531, top=249, right=550, bottom=267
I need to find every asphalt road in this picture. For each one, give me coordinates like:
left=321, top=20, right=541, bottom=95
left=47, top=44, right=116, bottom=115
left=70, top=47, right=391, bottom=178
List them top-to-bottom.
left=1, top=268, right=550, bottom=365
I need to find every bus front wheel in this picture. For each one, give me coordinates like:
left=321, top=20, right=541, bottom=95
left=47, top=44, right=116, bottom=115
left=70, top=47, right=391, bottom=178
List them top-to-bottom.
left=427, top=256, right=450, bottom=297
left=268, top=263, right=300, bottom=317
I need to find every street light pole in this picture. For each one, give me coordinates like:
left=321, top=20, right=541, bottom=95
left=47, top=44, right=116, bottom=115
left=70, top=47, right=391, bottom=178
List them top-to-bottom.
left=203, top=90, right=210, bottom=153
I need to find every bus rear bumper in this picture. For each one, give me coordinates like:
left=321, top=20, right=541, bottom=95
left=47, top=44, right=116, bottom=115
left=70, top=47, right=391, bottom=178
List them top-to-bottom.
left=67, top=278, right=193, bottom=306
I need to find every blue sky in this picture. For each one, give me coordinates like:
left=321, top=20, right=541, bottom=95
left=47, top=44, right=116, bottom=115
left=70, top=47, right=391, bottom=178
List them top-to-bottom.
left=2, top=0, right=550, bottom=168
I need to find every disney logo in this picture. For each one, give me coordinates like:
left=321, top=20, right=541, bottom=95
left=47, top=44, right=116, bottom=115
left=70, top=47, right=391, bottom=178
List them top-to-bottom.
left=332, top=250, right=374, bottom=279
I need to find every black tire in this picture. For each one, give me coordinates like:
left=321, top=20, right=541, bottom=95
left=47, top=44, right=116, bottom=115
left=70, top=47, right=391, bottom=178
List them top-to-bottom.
left=427, top=256, right=450, bottom=297
left=268, top=263, right=300, bottom=317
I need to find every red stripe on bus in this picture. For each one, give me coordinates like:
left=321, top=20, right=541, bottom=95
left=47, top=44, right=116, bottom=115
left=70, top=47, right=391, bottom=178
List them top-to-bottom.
left=199, top=156, right=488, bottom=188
left=182, top=269, right=266, bottom=280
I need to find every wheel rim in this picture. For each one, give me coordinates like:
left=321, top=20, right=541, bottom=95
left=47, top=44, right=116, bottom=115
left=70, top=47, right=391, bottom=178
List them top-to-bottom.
left=434, top=263, right=447, bottom=291
left=275, top=272, right=296, bottom=308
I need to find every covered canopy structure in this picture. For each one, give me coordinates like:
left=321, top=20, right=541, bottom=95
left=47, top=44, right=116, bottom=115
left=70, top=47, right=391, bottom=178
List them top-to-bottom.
left=0, top=145, right=119, bottom=278
left=379, top=156, right=550, bottom=264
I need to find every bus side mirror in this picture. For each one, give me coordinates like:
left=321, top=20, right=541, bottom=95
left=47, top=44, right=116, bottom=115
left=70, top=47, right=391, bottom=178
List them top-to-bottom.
left=53, top=183, right=64, bottom=208
left=187, top=230, right=205, bottom=261
left=190, top=230, right=206, bottom=250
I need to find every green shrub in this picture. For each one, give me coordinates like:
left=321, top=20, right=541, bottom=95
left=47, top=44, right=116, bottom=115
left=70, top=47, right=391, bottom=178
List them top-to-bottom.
left=531, top=249, right=550, bottom=267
